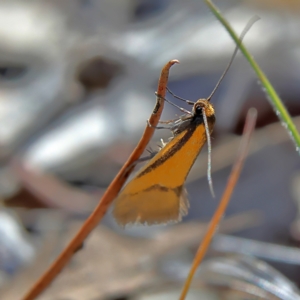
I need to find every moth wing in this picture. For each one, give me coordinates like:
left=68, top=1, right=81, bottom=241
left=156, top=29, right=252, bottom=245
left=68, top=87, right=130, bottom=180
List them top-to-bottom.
left=113, top=185, right=189, bottom=226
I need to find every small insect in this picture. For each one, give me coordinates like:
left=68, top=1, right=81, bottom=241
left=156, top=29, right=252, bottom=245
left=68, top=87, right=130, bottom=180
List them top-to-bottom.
left=113, top=19, right=258, bottom=226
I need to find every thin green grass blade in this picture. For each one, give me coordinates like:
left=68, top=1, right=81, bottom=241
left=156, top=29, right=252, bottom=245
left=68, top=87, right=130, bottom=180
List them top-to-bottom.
left=205, top=0, right=300, bottom=154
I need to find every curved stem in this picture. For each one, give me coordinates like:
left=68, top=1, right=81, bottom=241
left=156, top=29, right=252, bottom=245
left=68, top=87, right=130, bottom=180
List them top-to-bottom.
left=205, top=0, right=300, bottom=153
left=22, top=59, right=179, bottom=300
left=179, top=108, right=257, bottom=300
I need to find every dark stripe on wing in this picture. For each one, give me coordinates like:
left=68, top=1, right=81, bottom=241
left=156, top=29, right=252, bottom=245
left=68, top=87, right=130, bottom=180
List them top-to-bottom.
left=137, top=124, right=196, bottom=177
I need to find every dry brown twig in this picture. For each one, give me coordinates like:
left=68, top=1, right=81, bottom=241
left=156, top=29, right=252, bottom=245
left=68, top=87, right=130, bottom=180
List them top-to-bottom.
left=22, top=59, right=179, bottom=300
left=179, top=108, right=257, bottom=300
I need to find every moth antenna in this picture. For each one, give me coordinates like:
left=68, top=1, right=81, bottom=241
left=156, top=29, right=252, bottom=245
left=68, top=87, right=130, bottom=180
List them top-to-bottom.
left=207, top=16, right=260, bottom=101
left=166, top=87, right=195, bottom=105
left=155, top=92, right=192, bottom=115
left=202, top=108, right=215, bottom=198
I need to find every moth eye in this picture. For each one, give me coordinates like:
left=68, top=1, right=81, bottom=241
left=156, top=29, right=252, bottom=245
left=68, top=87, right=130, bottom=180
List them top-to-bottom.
left=195, top=106, right=202, bottom=114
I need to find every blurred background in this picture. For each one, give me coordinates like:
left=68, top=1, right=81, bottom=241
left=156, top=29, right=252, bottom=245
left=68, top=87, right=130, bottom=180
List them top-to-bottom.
left=0, top=0, right=300, bottom=299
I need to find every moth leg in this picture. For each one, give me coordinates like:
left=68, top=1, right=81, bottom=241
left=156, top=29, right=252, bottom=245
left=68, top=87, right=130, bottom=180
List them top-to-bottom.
left=166, top=87, right=194, bottom=105
left=159, top=118, right=179, bottom=124
left=147, top=119, right=172, bottom=130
